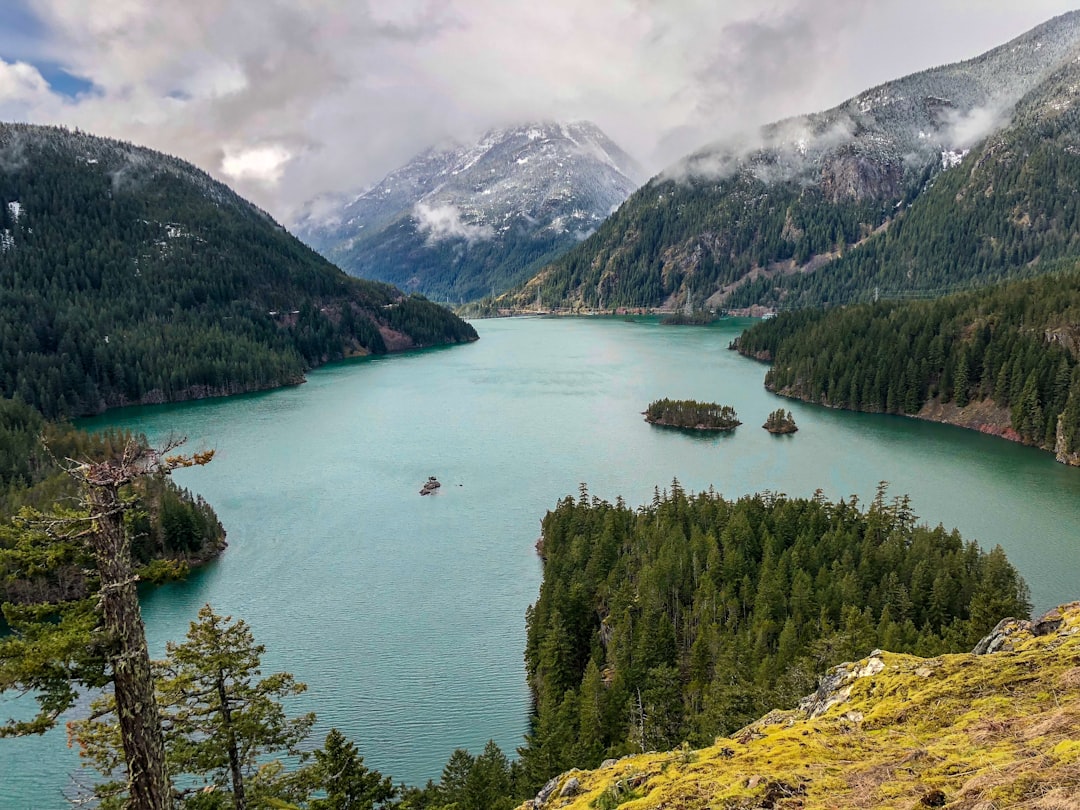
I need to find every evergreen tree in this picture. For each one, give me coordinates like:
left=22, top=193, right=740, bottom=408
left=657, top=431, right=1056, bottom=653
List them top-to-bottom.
left=1, top=437, right=214, bottom=810
left=71, top=603, right=315, bottom=809
left=158, top=605, right=315, bottom=809
left=296, top=729, right=396, bottom=810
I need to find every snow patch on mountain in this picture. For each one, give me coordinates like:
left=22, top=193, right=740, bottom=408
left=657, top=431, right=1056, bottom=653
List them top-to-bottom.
left=662, top=11, right=1080, bottom=189
left=941, top=149, right=970, bottom=170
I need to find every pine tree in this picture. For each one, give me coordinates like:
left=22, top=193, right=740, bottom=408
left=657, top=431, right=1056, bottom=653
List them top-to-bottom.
left=158, top=605, right=315, bottom=809
left=299, top=728, right=396, bottom=810
left=464, top=740, right=513, bottom=810
left=438, top=748, right=474, bottom=807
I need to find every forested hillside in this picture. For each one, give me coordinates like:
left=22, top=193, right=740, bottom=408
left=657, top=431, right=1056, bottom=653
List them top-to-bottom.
left=504, top=12, right=1080, bottom=312
left=734, top=54, right=1080, bottom=309
left=0, top=123, right=477, bottom=418
left=735, top=270, right=1080, bottom=464
left=516, top=484, right=1029, bottom=793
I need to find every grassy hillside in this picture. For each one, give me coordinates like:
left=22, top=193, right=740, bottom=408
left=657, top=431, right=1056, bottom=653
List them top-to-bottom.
left=0, top=123, right=476, bottom=418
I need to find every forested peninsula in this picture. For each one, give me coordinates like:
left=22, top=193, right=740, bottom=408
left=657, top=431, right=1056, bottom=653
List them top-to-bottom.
left=0, top=123, right=477, bottom=419
left=734, top=270, right=1080, bottom=465
left=0, top=397, right=224, bottom=605
left=515, top=484, right=1028, bottom=796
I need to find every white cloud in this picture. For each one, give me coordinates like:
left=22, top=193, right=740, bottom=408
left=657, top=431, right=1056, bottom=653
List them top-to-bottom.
left=6, top=1, right=1078, bottom=220
left=0, top=59, right=62, bottom=124
left=0, top=60, right=52, bottom=103
left=943, top=104, right=1014, bottom=150
left=221, top=143, right=292, bottom=186
left=414, top=202, right=494, bottom=244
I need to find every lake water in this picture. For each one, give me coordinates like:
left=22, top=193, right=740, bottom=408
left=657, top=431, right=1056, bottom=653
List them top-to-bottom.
left=3, top=316, right=1079, bottom=807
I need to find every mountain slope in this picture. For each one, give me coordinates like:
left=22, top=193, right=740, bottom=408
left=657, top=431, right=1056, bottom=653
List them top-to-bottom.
left=508, top=12, right=1080, bottom=312
left=295, top=121, right=643, bottom=303
left=0, top=123, right=477, bottom=418
left=523, top=603, right=1080, bottom=810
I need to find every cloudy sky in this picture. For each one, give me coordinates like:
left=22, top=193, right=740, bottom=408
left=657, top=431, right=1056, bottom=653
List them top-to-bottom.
left=1, top=1, right=1077, bottom=222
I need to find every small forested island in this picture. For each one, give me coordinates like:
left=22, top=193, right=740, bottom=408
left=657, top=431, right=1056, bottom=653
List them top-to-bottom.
left=659, top=310, right=719, bottom=326
left=644, top=398, right=741, bottom=430
left=762, top=407, right=798, bottom=433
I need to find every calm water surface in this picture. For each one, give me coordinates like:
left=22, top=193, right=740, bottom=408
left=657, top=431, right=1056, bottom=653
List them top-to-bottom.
left=4, top=317, right=1079, bottom=807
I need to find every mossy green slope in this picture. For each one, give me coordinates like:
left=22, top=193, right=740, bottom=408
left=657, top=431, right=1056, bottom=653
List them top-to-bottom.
left=525, top=604, right=1080, bottom=810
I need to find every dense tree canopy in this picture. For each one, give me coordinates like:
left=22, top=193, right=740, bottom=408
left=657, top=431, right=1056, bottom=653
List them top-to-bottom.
left=0, top=123, right=476, bottom=419
left=735, top=269, right=1080, bottom=456
left=517, top=483, right=1029, bottom=793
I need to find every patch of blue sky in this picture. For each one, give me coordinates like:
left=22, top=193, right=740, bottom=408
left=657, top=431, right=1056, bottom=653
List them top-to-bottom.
left=0, top=1, right=97, bottom=99
left=0, top=1, right=47, bottom=61
left=36, top=64, right=97, bottom=98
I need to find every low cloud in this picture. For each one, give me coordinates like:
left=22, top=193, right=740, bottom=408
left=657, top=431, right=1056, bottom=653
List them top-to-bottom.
left=4, top=1, right=1076, bottom=219
left=941, top=102, right=1015, bottom=149
left=661, top=114, right=858, bottom=184
left=0, top=130, right=29, bottom=173
left=221, top=143, right=292, bottom=187
left=414, top=202, right=495, bottom=244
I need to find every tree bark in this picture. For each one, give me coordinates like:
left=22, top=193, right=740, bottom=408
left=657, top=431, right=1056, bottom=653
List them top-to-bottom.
left=87, top=480, right=172, bottom=810
left=217, top=674, right=247, bottom=810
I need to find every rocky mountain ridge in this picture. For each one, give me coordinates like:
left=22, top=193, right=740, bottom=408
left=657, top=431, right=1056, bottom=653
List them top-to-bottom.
left=506, top=11, right=1080, bottom=313
left=295, top=121, right=643, bottom=303
left=524, top=603, right=1080, bottom=809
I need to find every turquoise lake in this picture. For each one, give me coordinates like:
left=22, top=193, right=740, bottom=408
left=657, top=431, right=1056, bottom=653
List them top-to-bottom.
left=3, top=316, right=1079, bottom=807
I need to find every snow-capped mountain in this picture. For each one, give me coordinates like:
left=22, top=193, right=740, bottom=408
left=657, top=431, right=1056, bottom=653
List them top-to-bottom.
left=673, top=9, right=1080, bottom=200
left=507, top=11, right=1080, bottom=312
left=294, top=121, right=644, bottom=303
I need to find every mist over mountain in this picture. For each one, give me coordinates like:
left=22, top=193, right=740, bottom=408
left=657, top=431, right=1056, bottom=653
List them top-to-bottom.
left=505, top=11, right=1080, bottom=312
left=295, top=121, right=643, bottom=303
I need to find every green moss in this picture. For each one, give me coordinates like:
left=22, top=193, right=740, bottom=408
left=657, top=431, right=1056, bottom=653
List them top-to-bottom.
left=523, top=604, right=1080, bottom=810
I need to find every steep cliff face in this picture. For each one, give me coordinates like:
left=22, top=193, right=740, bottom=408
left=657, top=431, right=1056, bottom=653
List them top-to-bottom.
left=525, top=603, right=1080, bottom=810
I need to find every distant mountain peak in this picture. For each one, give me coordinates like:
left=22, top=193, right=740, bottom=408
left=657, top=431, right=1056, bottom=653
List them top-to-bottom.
left=665, top=9, right=1080, bottom=192
left=294, top=120, right=643, bottom=303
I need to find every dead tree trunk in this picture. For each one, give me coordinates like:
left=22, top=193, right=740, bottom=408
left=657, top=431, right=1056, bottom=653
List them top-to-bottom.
left=72, top=438, right=214, bottom=810
left=85, top=479, right=172, bottom=810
